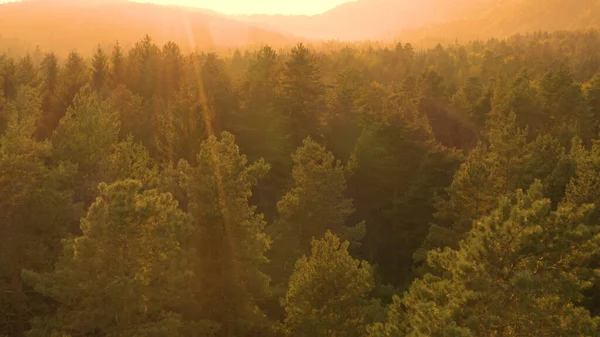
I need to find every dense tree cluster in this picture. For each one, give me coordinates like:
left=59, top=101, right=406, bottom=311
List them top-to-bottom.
left=2, top=30, right=600, bottom=336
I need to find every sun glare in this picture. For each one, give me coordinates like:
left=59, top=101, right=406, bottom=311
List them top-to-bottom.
left=127, top=0, right=354, bottom=15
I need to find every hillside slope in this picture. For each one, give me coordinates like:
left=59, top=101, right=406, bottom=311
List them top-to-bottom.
left=0, top=0, right=296, bottom=56
left=234, top=0, right=493, bottom=41
left=400, top=0, right=600, bottom=45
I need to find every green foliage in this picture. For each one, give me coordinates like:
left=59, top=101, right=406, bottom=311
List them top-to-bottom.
left=3, top=30, right=600, bottom=335
left=110, top=42, right=126, bottom=88
left=282, top=43, right=325, bottom=145
left=91, top=45, right=109, bottom=94
left=235, top=46, right=291, bottom=219
left=55, top=51, right=88, bottom=119
left=37, top=52, right=60, bottom=138
left=16, top=55, right=37, bottom=88
left=585, top=73, right=600, bottom=131
left=156, top=82, right=207, bottom=164
left=350, top=83, right=460, bottom=284
left=0, top=86, right=78, bottom=337
left=51, top=87, right=120, bottom=204
left=0, top=88, right=5, bottom=135
left=423, top=111, right=532, bottom=254
left=178, top=132, right=272, bottom=336
left=269, top=137, right=365, bottom=296
left=277, top=137, right=362, bottom=252
left=23, top=180, right=197, bottom=337
left=373, top=181, right=600, bottom=336
left=283, top=232, right=379, bottom=337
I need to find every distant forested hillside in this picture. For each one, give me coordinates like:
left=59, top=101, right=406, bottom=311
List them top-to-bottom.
left=0, top=0, right=298, bottom=56
left=234, top=0, right=492, bottom=41
left=401, top=0, right=600, bottom=45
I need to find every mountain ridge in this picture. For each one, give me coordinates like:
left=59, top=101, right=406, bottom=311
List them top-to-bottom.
left=0, top=0, right=301, bottom=56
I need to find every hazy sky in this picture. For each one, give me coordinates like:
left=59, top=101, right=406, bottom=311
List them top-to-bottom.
left=0, top=0, right=357, bottom=15
left=130, top=0, right=355, bottom=15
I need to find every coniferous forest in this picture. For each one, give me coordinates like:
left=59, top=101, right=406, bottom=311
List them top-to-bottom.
left=2, top=9, right=600, bottom=336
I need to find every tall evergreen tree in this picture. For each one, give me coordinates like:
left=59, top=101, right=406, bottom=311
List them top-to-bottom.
left=127, top=35, right=161, bottom=100
left=159, top=41, right=184, bottom=100
left=110, top=42, right=126, bottom=88
left=282, top=43, right=325, bottom=146
left=91, top=45, right=109, bottom=94
left=235, top=45, right=291, bottom=219
left=55, top=51, right=88, bottom=120
left=36, top=53, right=60, bottom=139
left=16, top=55, right=37, bottom=88
left=2, top=58, right=18, bottom=100
left=584, top=72, right=600, bottom=135
left=156, top=79, right=207, bottom=165
left=350, top=82, right=460, bottom=285
left=0, top=86, right=77, bottom=337
left=51, top=87, right=120, bottom=205
left=422, top=111, right=530, bottom=255
left=178, top=132, right=272, bottom=336
left=270, top=138, right=364, bottom=285
left=23, top=180, right=199, bottom=337
left=371, top=182, right=600, bottom=336
left=282, top=232, right=379, bottom=337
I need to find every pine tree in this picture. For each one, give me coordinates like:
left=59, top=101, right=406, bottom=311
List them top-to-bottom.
left=127, top=35, right=161, bottom=100
left=159, top=41, right=184, bottom=100
left=110, top=42, right=126, bottom=88
left=282, top=43, right=325, bottom=146
left=91, top=45, right=109, bottom=94
left=235, top=45, right=292, bottom=220
left=55, top=51, right=88, bottom=120
left=36, top=53, right=60, bottom=139
left=199, top=53, right=239, bottom=135
left=16, top=54, right=37, bottom=88
left=2, top=58, right=18, bottom=100
left=538, top=65, right=592, bottom=143
left=323, top=67, right=365, bottom=162
left=584, top=72, right=600, bottom=136
left=451, top=76, right=490, bottom=128
left=156, top=81, right=207, bottom=164
left=350, top=83, right=460, bottom=284
left=106, top=84, right=145, bottom=141
left=0, top=85, right=6, bottom=135
left=0, top=86, right=77, bottom=337
left=51, top=87, right=120, bottom=206
left=422, top=111, right=530, bottom=255
left=178, top=132, right=272, bottom=336
left=102, top=135, right=160, bottom=188
left=562, top=136, right=600, bottom=316
left=267, top=137, right=365, bottom=308
left=271, top=138, right=364, bottom=284
left=23, top=180, right=199, bottom=337
left=371, top=181, right=600, bottom=336
left=282, top=232, right=379, bottom=337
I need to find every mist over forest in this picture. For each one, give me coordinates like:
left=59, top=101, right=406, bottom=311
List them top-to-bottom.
left=2, top=0, right=600, bottom=336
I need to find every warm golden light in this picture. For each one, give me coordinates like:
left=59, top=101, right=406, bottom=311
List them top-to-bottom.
left=0, top=0, right=355, bottom=15
left=132, top=0, right=355, bottom=15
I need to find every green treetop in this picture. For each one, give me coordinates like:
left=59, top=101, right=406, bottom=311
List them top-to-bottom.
left=23, top=180, right=196, bottom=337
left=283, top=232, right=379, bottom=337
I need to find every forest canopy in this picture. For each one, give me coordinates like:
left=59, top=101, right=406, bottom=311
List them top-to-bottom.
left=2, top=0, right=600, bottom=336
